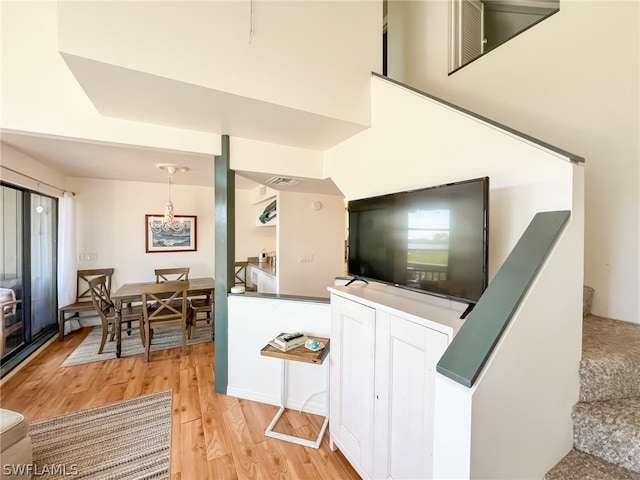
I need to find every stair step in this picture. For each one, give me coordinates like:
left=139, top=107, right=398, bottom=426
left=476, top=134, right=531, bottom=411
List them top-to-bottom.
left=581, top=315, right=640, bottom=402
left=572, top=396, right=640, bottom=473
left=545, top=449, right=640, bottom=480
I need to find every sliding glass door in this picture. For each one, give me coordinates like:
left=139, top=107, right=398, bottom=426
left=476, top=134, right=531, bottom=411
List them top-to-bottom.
left=1, top=184, right=57, bottom=372
left=0, top=187, right=25, bottom=358
left=30, top=194, right=57, bottom=337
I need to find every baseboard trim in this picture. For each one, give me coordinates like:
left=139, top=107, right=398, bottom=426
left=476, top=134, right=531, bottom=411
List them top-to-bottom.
left=0, top=334, right=57, bottom=385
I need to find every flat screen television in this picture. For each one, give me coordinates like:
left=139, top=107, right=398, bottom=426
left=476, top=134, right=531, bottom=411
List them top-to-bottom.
left=347, top=177, right=489, bottom=311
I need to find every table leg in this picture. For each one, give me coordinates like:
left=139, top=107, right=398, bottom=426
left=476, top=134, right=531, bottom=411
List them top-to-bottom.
left=115, top=299, right=122, bottom=358
left=263, top=357, right=329, bottom=449
left=281, top=358, right=286, bottom=408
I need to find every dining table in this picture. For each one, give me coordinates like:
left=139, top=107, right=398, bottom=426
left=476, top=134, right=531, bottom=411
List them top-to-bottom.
left=111, top=276, right=215, bottom=358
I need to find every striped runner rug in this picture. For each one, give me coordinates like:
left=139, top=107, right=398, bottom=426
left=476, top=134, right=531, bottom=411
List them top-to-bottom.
left=29, top=390, right=172, bottom=479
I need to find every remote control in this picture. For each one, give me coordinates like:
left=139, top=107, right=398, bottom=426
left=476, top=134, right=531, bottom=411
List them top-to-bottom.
left=283, top=332, right=303, bottom=342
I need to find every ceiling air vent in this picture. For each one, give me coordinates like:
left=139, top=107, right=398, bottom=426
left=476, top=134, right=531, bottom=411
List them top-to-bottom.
left=265, top=176, right=303, bottom=187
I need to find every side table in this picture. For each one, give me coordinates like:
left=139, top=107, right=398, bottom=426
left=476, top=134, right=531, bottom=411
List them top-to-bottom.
left=260, top=336, right=330, bottom=449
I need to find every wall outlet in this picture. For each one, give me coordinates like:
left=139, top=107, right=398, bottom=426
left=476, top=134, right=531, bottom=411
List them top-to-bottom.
left=299, top=254, right=314, bottom=263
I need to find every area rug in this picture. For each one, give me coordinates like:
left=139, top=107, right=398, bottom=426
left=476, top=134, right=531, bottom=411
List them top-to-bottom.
left=62, top=322, right=212, bottom=367
left=29, top=390, right=172, bottom=480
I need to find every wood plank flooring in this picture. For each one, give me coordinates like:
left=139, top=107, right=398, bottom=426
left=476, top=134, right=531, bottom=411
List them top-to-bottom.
left=0, top=329, right=360, bottom=480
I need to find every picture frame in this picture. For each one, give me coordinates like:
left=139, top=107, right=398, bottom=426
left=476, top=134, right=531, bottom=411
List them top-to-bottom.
left=145, top=214, right=197, bottom=253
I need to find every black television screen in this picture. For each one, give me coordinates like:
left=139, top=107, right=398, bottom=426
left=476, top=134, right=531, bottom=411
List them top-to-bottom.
left=347, top=177, right=489, bottom=305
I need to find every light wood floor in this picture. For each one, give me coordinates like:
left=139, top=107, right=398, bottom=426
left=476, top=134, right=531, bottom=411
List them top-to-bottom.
left=0, top=328, right=360, bottom=480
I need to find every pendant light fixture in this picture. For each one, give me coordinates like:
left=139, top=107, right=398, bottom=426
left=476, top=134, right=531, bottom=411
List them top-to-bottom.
left=150, top=163, right=189, bottom=234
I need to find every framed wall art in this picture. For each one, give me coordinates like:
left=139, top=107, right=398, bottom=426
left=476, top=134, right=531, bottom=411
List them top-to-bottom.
left=145, top=214, right=197, bottom=253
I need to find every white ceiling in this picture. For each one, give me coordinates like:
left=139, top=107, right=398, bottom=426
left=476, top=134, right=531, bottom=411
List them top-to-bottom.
left=0, top=1, right=367, bottom=194
left=61, top=53, right=367, bottom=153
left=1, top=57, right=358, bottom=195
left=1, top=129, right=343, bottom=194
left=1, top=130, right=218, bottom=187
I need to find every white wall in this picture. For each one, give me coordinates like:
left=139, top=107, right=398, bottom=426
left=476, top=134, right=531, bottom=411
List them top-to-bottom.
left=387, top=0, right=640, bottom=323
left=1, top=1, right=218, bottom=157
left=56, top=1, right=381, bottom=127
left=326, top=75, right=584, bottom=477
left=325, top=76, right=585, bottom=478
left=326, top=76, right=578, bottom=281
left=231, top=137, right=324, bottom=180
left=1, top=143, right=66, bottom=197
left=0, top=144, right=273, bottom=283
left=2, top=146, right=337, bottom=303
left=66, top=176, right=282, bottom=290
left=65, top=177, right=215, bottom=290
left=234, top=186, right=276, bottom=262
left=278, top=191, right=346, bottom=298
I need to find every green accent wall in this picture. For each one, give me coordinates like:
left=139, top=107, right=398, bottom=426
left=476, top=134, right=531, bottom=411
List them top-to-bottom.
left=214, top=135, right=234, bottom=394
left=436, top=210, right=571, bottom=387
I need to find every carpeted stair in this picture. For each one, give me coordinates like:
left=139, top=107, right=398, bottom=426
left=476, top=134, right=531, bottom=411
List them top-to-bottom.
left=545, top=291, right=640, bottom=480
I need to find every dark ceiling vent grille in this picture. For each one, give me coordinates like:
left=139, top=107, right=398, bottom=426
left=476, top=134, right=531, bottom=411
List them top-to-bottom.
left=265, top=176, right=303, bottom=187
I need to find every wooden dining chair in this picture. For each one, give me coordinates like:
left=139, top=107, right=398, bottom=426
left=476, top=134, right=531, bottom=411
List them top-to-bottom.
left=234, top=261, right=256, bottom=292
left=234, top=262, right=248, bottom=287
left=153, top=267, right=190, bottom=308
left=154, top=267, right=189, bottom=283
left=155, top=267, right=210, bottom=337
left=59, top=268, right=115, bottom=340
left=88, top=275, right=145, bottom=354
left=140, top=280, right=193, bottom=362
left=0, top=288, right=22, bottom=357
left=189, top=289, right=214, bottom=339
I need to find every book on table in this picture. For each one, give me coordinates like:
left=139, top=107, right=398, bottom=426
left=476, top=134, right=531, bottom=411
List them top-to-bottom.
left=271, top=332, right=308, bottom=351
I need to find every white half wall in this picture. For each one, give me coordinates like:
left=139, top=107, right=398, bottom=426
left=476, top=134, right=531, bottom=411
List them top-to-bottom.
left=433, top=166, right=584, bottom=479
left=433, top=203, right=583, bottom=478
left=227, top=294, right=331, bottom=415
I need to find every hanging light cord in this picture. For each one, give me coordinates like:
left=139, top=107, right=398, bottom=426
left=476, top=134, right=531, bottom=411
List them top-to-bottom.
left=249, top=0, right=254, bottom=44
left=150, top=163, right=188, bottom=234
left=167, top=170, right=174, bottom=202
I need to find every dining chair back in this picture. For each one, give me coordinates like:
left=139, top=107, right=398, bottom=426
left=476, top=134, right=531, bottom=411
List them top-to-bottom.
left=234, top=262, right=256, bottom=292
left=234, top=262, right=248, bottom=287
left=153, top=267, right=190, bottom=311
left=154, top=267, right=190, bottom=283
left=59, top=268, right=115, bottom=340
left=88, top=275, right=144, bottom=354
left=140, top=280, right=192, bottom=362
left=0, top=288, right=22, bottom=357
left=190, top=288, right=214, bottom=340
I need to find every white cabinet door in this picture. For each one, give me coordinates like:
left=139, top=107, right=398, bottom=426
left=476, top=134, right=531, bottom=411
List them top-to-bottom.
left=248, top=266, right=277, bottom=294
left=248, top=266, right=259, bottom=291
left=260, top=271, right=277, bottom=294
left=330, top=295, right=377, bottom=479
left=374, top=311, right=449, bottom=480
